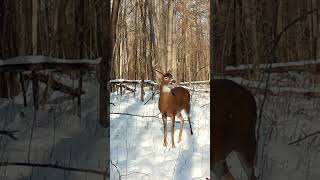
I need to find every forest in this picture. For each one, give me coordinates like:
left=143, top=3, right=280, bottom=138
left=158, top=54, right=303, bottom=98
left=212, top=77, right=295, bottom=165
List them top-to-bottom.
left=0, top=0, right=320, bottom=180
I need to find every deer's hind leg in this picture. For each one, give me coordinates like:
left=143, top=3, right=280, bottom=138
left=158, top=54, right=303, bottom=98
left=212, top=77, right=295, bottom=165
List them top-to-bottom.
left=185, top=107, right=193, bottom=135
left=178, top=112, right=184, bottom=142
left=171, top=115, right=176, bottom=148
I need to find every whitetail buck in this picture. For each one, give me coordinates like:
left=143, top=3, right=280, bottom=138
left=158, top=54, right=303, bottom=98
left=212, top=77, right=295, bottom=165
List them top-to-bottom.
left=157, top=71, right=193, bottom=148
left=212, top=79, right=257, bottom=180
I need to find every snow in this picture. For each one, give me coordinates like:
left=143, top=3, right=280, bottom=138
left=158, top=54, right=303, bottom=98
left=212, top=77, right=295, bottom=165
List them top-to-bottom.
left=0, top=55, right=101, bottom=66
left=225, top=59, right=320, bottom=71
left=1, top=62, right=320, bottom=180
left=110, top=74, right=320, bottom=180
left=0, top=75, right=106, bottom=180
left=110, top=86, right=210, bottom=179
left=254, top=86, right=320, bottom=180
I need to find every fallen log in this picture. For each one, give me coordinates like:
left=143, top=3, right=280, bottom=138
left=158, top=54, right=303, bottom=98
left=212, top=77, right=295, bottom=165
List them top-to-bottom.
left=224, top=60, right=320, bottom=76
left=24, top=73, right=84, bottom=97
left=115, top=84, right=135, bottom=92
left=0, top=130, right=19, bottom=140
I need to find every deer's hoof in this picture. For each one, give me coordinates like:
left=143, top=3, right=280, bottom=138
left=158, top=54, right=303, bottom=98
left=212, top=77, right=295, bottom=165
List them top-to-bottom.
left=163, top=142, right=167, bottom=146
left=172, top=144, right=176, bottom=148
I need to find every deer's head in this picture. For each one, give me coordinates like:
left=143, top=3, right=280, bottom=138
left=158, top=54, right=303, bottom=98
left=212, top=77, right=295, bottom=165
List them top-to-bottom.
left=155, top=70, right=177, bottom=93
left=160, top=73, right=177, bottom=93
left=161, top=73, right=176, bottom=85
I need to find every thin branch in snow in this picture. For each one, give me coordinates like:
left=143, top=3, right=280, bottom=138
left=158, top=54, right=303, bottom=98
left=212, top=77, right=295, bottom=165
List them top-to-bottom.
left=201, top=103, right=210, bottom=107
left=111, top=112, right=161, bottom=119
left=0, top=130, right=19, bottom=140
left=288, top=130, right=320, bottom=145
left=111, top=160, right=121, bottom=180
left=0, top=161, right=107, bottom=176
left=123, top=171, right=150, bottom=177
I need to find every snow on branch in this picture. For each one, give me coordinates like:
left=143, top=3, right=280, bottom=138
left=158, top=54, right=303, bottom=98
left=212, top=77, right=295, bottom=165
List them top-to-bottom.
left=0, top=55, right=101, bottom=72
left=0, top=55, right=101, bottom=65
left=225, top=59, right=320, bottom=76
left=229, top=77, right=320, bottom=98
left=110, top=79, right=210, bottom=86
left=110, top=79, right=158, bottom=86
left=180, top=80, right=210, bottom=85
left=111, top=112, right=161, bottom=119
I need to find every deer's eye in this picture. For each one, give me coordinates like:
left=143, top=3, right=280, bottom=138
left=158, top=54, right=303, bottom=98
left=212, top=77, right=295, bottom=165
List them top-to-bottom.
left=164, top=77, right=169, bottom=80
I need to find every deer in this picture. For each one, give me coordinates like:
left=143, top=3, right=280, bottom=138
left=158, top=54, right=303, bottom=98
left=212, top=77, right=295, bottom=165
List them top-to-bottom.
left=156, top=71, right=193, bottom=148
left=212, top=79, right=257, bottom=180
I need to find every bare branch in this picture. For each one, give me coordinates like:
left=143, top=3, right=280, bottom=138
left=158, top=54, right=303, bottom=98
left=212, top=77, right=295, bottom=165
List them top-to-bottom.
left=275, top=9, right=318, bottom=47
left=111, top=112, right=161, bottom=119
left=0, top=130, right=19, bottom=140
left=288, top=130, right=320, bottom=145
left=0, top=161, right=107, bottom=176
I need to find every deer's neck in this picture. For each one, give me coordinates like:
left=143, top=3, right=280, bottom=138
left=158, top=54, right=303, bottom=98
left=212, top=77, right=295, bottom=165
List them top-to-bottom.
left=160, top=84, right=174, bottom=99
left=161, top=85, right=172, bottom=93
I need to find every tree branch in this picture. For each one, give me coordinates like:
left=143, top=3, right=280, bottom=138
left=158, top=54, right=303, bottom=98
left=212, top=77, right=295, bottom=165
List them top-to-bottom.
left=275, top=9, right=318, bottom=46
left=110, top=112, right=161, bottom=119
left=0, top=130, right=19, bottom=140
left=288, top=130, right=320, bottom=145
left=0, top=161, right=107, bottom=176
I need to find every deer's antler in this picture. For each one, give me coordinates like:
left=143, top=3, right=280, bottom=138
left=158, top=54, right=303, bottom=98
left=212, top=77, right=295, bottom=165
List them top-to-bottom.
left=155, top=69, right=164, bottom=75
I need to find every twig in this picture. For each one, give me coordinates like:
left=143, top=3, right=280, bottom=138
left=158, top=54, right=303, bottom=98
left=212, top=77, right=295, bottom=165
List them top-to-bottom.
left=275, top=9, right=318, bottom=46
left=195, top=64, right=209, bottom=79
left=144, top=91, right=159, bottom=105
left=201, top=103, right=210, bottom=107
left=110, top=112, right=161, bottom=119
left=0, top=130, right=19, bottom=140
left=288, top=130, right=320, bottom=145
left=111, top=160, right=121, bottom=180
left=0, top=161, right=107, bottom=176
left=122, top=171, right=150, bottom=177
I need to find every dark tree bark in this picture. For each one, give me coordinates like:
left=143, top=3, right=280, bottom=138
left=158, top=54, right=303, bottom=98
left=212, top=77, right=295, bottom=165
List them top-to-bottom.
left=111, top=0, right=121, bottom=48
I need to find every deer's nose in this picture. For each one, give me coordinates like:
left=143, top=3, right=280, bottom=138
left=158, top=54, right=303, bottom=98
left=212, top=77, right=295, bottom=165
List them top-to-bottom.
left=171, top=79, right=176, bottom=84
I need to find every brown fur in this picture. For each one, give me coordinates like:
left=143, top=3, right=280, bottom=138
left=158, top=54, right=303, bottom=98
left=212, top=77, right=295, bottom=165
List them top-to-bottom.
left=158, top=73, right=193, bottom=148
left=212, top=79, right=257, bottom=180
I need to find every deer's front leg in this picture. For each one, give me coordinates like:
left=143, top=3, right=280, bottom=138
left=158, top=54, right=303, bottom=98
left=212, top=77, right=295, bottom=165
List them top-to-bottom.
left=162, top=115, right=167, bottom=146
left=171, top=115, right=176, bottom=148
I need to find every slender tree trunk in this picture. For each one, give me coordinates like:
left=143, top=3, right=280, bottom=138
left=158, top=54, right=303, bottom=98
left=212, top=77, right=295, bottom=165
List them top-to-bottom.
left=32, top=0, right=38, bottom=55
left=159, top=0, right=167, bottom=73
left=167, top=0, right=175, bottom=77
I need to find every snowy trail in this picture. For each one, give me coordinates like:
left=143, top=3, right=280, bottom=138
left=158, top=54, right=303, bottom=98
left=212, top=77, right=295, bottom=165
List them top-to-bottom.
left=110, top=89, right=210, bottom=180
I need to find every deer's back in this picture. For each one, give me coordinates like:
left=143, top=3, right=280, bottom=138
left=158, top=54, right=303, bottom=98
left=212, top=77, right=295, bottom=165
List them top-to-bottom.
left=212, top=79, right=256, bottom=152
left=159, top=87, right=190, bottom=116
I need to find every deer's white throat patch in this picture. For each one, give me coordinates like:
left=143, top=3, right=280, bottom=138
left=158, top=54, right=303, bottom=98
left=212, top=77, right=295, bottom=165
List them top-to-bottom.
left=162, top=85, right=173, bottom=92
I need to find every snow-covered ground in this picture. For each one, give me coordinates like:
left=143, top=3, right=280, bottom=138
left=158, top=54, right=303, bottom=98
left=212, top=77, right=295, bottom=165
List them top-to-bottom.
left=1, top=71, right=320, bottom=180
left=229, top=73, right=320, bottom=180
left=0, top=74, right=106, bottom=180
left=110, top=74, right=320, bottom=180
left=110, top=86, right=210, bottom=180
left=254, top=94, right=320, bottom=180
